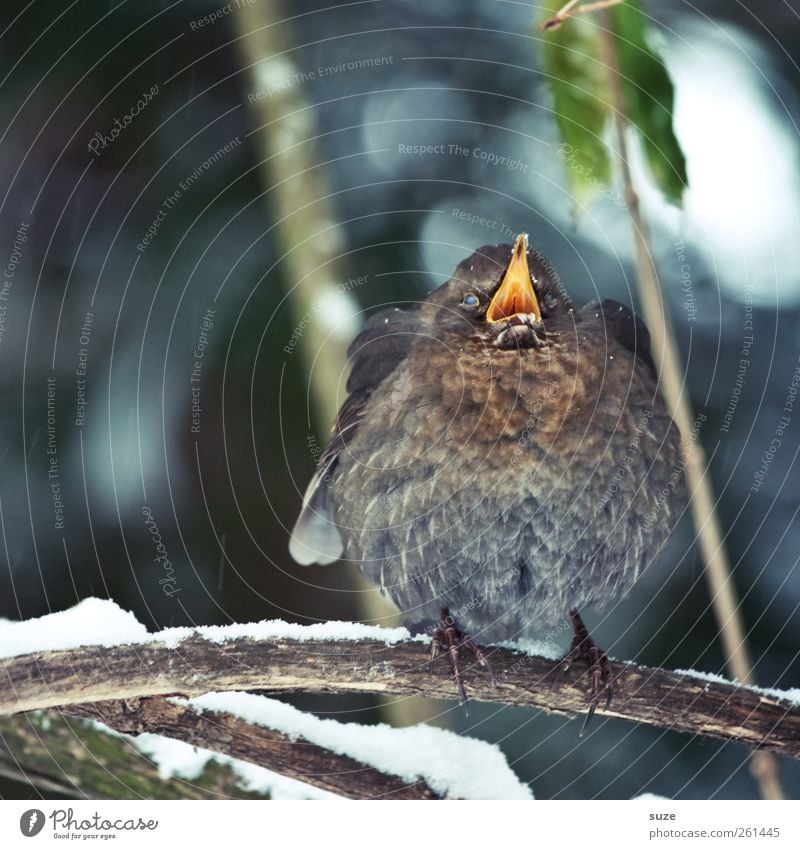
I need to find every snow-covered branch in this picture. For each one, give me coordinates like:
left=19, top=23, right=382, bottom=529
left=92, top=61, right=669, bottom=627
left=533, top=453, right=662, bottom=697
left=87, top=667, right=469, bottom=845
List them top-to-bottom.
left=2, top=598, right=800, bottom=798
left=1, top=696, right=527, bottom=800
left=64, top=696, right=443, bottom=799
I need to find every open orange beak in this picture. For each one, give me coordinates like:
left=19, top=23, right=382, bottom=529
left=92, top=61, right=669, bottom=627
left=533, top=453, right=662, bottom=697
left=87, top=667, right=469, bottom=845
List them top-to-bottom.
left=486, top=233, right=542, bottom=323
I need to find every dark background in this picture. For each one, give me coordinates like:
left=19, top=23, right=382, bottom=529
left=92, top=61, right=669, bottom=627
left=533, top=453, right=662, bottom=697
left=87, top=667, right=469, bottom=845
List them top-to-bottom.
left=1, top=0, right=799, bottom=799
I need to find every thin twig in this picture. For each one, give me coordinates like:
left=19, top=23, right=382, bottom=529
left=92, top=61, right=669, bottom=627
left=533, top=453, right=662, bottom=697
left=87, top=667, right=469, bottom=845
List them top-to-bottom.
left=541, top=0, right=625, bottom=31
left=594, top=7, right=785, bottom=798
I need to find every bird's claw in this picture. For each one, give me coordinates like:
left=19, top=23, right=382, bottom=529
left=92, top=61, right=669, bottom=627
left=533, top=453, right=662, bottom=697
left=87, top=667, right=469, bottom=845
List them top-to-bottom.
left=429, top=607, right=495, bottom=714
left=553, top=608, right=612, bottom=735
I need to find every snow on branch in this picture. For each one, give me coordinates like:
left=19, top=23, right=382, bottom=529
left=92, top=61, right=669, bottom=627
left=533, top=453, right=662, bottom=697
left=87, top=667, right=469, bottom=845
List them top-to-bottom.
left=2, top=599, right=800, bottom=789
left=64, top=692, right=533, bottom=800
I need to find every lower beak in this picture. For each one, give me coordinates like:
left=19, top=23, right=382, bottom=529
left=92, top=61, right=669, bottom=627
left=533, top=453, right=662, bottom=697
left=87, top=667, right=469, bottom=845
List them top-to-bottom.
left=486, top=233, right=542, bottom=323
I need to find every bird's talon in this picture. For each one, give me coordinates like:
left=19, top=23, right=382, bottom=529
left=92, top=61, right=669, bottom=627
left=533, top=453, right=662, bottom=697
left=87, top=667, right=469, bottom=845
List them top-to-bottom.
left=429, top=608, right=493, bottom=707
left=555, top=608, right=612, bottom=733
left=429, top=638, right=442, bottom=676
left=457, top=678, right=469, bottom=711
left=580, top=701, right=597, bottom=737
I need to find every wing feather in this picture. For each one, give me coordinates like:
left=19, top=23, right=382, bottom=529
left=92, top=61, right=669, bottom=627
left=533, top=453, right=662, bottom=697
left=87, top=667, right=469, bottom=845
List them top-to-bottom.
left=581, top=299, right=656, bottom=378
left=288, top=308, right=418, bottom=565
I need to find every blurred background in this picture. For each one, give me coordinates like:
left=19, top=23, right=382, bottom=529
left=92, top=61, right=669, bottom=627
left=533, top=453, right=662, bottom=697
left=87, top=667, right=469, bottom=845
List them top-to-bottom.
left=1, top=0, right=799, bottom=799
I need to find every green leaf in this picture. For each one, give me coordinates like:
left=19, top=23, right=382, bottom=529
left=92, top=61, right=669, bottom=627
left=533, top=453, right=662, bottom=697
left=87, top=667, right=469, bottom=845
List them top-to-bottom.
left=539, top=0, right=687, bottom=205
left=609, top=0, right=687, bottom=203
left=539, top=1, right=612, bottom=206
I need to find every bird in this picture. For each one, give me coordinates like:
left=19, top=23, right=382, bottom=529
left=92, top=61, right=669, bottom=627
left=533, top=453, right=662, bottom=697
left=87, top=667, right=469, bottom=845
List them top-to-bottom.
left=289, top=233, right=685, bottom=723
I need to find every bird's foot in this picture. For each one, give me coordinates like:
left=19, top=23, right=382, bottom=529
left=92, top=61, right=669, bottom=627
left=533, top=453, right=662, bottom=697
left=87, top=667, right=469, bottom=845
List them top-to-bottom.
left=429, top=607, right=495, bottom=714
left=554, top=608, right=612, bottom=735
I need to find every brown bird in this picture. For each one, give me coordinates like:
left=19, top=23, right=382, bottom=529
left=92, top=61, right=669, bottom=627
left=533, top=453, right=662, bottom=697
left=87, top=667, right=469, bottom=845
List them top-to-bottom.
left=290, top=233, right=684, bottom=722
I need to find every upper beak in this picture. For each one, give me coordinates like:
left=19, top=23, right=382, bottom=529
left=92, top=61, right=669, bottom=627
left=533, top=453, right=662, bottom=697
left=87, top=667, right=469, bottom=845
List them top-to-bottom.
left=486, top=233, right=542, bottom=323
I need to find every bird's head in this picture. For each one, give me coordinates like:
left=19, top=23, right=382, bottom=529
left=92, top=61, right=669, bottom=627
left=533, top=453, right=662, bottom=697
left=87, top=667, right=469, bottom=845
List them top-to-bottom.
left=421, top=233, right=572, bottom=350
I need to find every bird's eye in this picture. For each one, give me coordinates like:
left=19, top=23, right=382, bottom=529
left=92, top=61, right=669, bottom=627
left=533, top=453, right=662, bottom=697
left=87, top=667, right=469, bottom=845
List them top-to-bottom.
left=462, top=292, right=480, bottom=309
left=543, top=292, right=558, bottom=310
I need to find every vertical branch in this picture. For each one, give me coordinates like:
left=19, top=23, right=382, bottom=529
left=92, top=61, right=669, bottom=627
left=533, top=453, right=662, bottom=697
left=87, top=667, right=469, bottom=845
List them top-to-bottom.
left=230, top=1, right=434, bottom=728
left=233, top=1, right=350, bottom=426
left=597, top=10, right=784, bottom=800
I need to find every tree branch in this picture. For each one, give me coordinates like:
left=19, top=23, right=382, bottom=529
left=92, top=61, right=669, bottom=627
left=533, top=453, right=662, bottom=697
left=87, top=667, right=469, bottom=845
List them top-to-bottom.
left=3, top=635, right=799, bottom=759
left=64, top=698, right=440, bottom=800
left=0, top=710, right=271, bottom=799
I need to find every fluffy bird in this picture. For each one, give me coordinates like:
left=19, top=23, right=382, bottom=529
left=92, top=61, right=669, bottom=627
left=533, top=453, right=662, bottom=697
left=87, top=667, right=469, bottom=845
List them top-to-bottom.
left=290, top=234, right=684, bottom=718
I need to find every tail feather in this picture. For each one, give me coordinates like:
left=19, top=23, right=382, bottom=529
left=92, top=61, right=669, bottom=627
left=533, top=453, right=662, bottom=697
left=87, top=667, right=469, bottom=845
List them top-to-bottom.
left=289, top=465, right=343, bottom=566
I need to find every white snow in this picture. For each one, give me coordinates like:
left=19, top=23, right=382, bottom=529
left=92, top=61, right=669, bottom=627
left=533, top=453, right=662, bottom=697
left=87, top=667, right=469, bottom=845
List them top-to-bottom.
left=0, top=597, right=411, bottom=659
left=0, top=598, right=149, bottom=657
left=160, top=617, right=412, bottom=650
left=498, top=638, right=562, bottom=661
left=675, top=668, right=800, bottom=706
left=87, top=690, right=533, bottom=800
left=178, top=691, right=534, bottom=800
left=91, top=720, right=335, bottom=800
